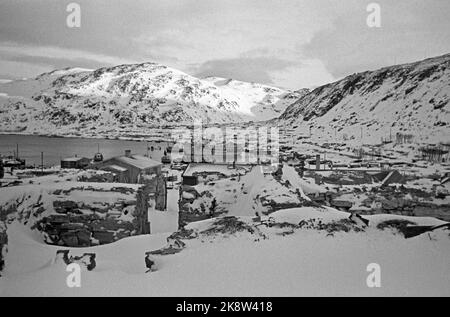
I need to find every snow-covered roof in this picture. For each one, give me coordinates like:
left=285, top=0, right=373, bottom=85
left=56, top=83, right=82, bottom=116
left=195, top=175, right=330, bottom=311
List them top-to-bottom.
left=115, top=155, right=161, bottom=170
left=62, top=157, right=88, bottom=162
left=183, top=163, right=238, bottom=177
left=103, top=164, right=128, bottom=172
left=261, top=164, right=278, bottom=174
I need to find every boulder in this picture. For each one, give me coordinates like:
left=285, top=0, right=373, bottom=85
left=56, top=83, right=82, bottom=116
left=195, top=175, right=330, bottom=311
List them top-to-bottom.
left=53, top=200, right=79, bottom=214
left=331, top=200, right=353, bottom=209
left=349, top=213, right=369, bottom=227
left=76, top=229, right=92, bottom=247
left=92, top=230, right=115, bottom=244
left=60, top=232, right=79, bottom=247
left=55, top=250, right=96, bottom=271
left=55, top=250, right=71, bottom=265
left=145, top=252, right=157, bottom=272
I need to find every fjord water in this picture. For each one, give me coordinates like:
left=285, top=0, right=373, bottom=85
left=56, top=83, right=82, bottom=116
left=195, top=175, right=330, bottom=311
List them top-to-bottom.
left=0, top=134, right=169, bottom=167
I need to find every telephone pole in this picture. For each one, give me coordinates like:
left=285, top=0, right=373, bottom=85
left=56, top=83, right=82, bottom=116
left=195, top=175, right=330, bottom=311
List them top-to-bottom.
left=41, top=152, right=44, bottom=174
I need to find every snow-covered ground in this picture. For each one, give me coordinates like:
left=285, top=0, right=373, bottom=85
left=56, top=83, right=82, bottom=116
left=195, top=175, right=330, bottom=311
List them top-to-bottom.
left=148, top=189, right=179, bottom=234
left=1, top=207, right=449, bottom=296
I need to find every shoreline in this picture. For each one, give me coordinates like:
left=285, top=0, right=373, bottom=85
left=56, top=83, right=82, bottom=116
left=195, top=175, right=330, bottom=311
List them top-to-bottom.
left=0, top=131, right=175, bottom=143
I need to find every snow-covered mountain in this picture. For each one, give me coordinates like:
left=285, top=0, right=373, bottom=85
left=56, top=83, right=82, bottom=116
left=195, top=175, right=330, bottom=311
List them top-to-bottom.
left=278, top=54, right=450, bottom=145
left=0, top=63, right=307, bottom=137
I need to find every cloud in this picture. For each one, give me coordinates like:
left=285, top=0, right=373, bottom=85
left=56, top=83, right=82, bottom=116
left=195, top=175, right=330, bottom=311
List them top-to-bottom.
left=0, top=0, right=329, bottom=87
left=1, top=0, right=448, bottom=88
left=301, top=0, right=450, bottom=78
left=0, top=43, right=137, bottom=78
left=1, top=52, right=108, bottom=72
left=194, top=57, right=295, bottom=85
left=0, top=61, right=50, bottom=80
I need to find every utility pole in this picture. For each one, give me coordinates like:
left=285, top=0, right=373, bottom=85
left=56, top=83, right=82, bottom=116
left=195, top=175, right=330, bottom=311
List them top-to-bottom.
left=41, top=152, right=44, bottom=174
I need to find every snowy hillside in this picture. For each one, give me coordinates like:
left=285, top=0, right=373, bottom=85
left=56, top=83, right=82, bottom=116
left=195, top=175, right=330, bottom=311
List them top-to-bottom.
left=278, top=54, right=450, bottom=145
left=0, top=63, right=306, bottom=137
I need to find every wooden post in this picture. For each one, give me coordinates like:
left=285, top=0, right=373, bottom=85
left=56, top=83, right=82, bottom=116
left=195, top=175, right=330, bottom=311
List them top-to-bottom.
left=223, top=128, right=227, bottom=163
left=234, top=134, right=238, bottom=164
left=41, top=152, right=44, bottom=173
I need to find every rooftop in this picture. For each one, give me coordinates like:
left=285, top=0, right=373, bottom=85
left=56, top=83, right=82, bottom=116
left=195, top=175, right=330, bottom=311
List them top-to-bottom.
left=114, top=154, right=162, bottom=170
left=61, top=157, right=88, bottom=162
left=183, top=163, right=250, bottom=177
left=103, top=164, right=128, bottom=172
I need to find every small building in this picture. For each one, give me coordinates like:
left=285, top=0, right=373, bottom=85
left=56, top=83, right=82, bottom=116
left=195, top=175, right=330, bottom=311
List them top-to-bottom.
left=93, top=150, right=162, bottom=184
left=93, top=150, right=166, bottom=211
left=93, top=152, right=104, bottom=162
left=2, top=156, right=26, bottom=169
left=61, top=157, right=90, bottom=169
left=373, top=170, right=405, bottom=187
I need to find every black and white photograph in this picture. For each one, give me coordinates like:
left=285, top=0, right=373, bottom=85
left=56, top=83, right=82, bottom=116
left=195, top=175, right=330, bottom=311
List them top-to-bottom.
left=0, top=0, right=449, bottom=299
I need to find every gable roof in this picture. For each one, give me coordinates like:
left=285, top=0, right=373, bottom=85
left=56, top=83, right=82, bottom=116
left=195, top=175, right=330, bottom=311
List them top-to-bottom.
left=115, top=155, right=161, bottom=170
left=62, top=157, right=89, bottom=162
left=103, top=164, right=128, bottom=172
left=381, top=170, right=404, bottom=186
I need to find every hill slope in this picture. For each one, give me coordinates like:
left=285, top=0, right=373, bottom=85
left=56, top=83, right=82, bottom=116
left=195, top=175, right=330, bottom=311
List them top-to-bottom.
left=278, top=54, right=450, bottom=145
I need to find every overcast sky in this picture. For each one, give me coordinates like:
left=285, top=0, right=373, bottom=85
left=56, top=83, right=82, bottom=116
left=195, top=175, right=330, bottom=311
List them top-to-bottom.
left=0, top=0, right=449, bottom=89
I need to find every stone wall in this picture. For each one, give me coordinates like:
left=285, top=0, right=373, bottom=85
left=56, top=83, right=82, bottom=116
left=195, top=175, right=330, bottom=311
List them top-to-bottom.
left=139, top=173, right=167, bottom=211
left=135, top=185, right=151, bottom=234
left=178, top=185, right=212, bottom=228
left=31, top=186, right=151, bottom=247
left=332, top=186, right=450, bottom=221
left=357, top=200, right=450, bottom=221
left=0, top=205, right=13, bottom=275
left=40, top=215, right=134, bottom=246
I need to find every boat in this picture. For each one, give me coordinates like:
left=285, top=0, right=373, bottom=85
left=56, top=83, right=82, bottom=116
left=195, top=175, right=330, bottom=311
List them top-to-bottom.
left=93, top=144, right=104, bottom=162
left=93, top=152, right=104, bottom=162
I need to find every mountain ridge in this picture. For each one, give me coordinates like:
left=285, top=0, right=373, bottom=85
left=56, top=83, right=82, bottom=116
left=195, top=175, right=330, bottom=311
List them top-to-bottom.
left=277, top=53, right=450, bottom=145
left=0, top=62, right=308, bottom=137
